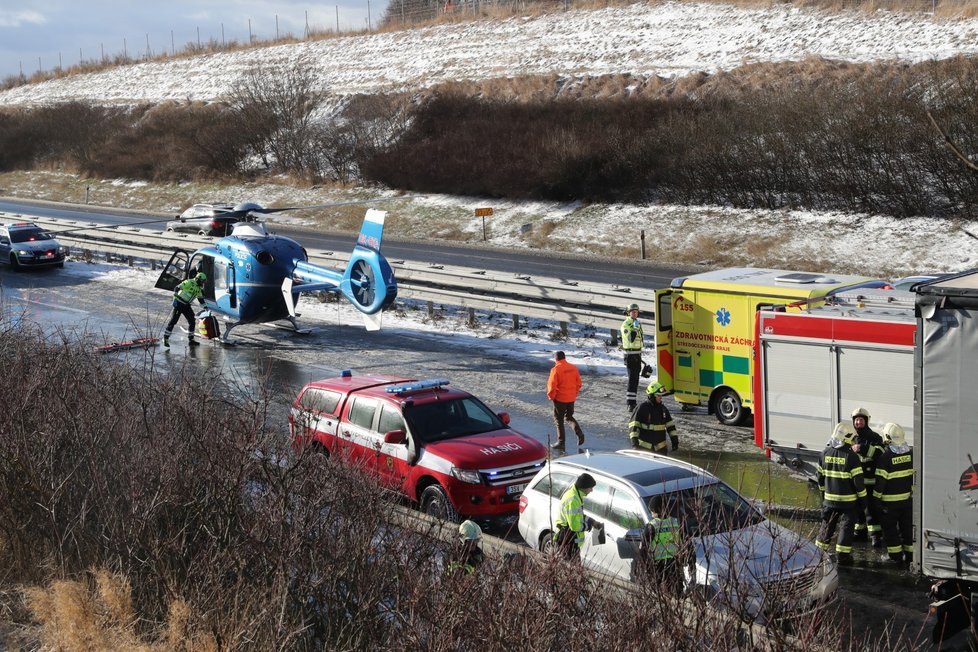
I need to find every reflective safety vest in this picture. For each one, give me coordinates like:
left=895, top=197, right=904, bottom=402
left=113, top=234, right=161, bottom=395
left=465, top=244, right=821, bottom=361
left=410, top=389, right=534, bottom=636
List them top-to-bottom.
left=174, top=278, right=204, bottom=304
left=621, top=317, right=644, bottom=354
left=629, top=399, right=676, bottom=452
left=816, top=445, right=867, bottom=507
left=874, top=446, right=913, bottom=504
left=555, top=486, right=586, bottom=548
left=648, top=516, right=680, bottom=560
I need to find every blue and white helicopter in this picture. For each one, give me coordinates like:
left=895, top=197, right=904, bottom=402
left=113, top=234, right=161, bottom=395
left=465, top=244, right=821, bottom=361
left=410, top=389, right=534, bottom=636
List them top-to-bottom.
left=154, top=202, right=397, bottom=343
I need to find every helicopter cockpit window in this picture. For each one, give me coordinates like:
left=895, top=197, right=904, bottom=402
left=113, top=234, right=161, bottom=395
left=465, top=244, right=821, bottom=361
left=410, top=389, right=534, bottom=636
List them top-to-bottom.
left=256, top=250, right=275, bottom=265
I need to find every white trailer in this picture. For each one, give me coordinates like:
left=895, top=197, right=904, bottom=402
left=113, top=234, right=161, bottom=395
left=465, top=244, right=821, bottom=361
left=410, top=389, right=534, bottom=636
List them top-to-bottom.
left=914, top=270, right=978, bottom=640
left=753, top=290, right=917, bottom=481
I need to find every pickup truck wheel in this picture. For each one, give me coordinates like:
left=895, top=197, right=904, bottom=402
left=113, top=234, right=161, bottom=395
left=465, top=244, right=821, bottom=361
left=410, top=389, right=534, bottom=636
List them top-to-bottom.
left=714, top=388, right=747, bottom=426
left=313, top=442, right=330, bottom=460
left=420, top=485, right=460, bottom=523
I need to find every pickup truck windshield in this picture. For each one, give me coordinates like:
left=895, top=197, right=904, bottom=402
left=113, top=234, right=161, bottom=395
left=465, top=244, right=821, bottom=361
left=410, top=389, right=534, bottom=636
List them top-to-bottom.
left=403, top=397, right=504, bottom=442
left=649, top=481, right=764, bottom=537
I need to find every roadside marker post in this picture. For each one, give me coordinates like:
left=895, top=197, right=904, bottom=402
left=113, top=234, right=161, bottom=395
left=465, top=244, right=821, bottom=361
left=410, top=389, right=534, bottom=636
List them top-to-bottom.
left=475, top=207, right=493, bottom=241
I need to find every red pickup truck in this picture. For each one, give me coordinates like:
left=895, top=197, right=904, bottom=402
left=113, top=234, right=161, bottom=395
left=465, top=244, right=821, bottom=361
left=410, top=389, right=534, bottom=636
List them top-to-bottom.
left=289, top=372, right=548, bottom=521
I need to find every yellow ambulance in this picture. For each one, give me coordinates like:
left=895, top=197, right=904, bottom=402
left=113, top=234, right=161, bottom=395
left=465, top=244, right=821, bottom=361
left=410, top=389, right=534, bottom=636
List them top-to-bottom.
left=653, top=267, right=883, bottom=426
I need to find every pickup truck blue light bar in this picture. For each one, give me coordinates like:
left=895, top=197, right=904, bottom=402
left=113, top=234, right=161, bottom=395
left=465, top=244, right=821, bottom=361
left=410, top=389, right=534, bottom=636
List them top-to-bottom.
left=386, top=378, right=451, bottom=394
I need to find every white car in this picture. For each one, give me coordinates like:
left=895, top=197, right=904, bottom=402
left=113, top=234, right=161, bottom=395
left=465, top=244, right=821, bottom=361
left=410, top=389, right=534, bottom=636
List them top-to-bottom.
left=517, top=450, right=838, bottom=622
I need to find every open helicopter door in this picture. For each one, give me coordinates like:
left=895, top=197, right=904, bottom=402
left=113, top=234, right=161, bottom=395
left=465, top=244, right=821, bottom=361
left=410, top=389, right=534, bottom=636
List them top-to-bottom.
left=154, top=250, right=192, bottom=291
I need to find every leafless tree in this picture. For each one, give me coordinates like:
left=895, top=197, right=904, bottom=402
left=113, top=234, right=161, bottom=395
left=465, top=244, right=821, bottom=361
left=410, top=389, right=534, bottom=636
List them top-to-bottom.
left=227, top=62, right=326, bottom=176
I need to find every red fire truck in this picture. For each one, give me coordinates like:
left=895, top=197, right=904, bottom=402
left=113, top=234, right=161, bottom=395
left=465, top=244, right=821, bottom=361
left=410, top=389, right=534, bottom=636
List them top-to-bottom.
left=752, top=290, right=916, bottom=481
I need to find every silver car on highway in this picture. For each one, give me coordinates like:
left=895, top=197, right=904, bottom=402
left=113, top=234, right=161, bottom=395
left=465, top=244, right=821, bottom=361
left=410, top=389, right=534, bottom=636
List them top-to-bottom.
left=517, top=450, right=838, bottom=622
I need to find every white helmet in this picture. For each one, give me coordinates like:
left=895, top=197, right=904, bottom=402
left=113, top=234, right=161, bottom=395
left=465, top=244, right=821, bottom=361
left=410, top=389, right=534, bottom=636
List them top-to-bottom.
left=851, top=407, right=871, bottom=421
left=832, top=422, right=856, bottom=447
left=881, top=422, right=907, bottom=446
left=458, top=519, right=482, bottom=542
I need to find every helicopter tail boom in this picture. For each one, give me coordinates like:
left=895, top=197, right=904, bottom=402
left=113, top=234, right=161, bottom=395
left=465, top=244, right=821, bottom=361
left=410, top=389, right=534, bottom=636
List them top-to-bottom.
left=288, top=210, right=398, bottom=316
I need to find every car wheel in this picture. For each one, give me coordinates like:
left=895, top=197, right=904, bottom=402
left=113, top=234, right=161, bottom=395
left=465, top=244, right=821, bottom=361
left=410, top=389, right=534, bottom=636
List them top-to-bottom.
left=166, top=226, right=174, bottom=232
left=198, top=229, right=208, bottom=236
left=9, top=254, right=21, bottom=271
left=56, top=261, right=64, bottom=269
left=714, top=388, right=747, bottom=426
left=313, top=442, right=330, bottom=460
left=420, top=485, right=460, bottom=523
left=540, top=531, right=559, bottom=556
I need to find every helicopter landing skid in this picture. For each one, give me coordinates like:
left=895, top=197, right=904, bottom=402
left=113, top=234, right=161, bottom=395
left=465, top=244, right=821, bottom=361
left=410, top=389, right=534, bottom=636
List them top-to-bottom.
left=270, top=319, right=314, bottom=335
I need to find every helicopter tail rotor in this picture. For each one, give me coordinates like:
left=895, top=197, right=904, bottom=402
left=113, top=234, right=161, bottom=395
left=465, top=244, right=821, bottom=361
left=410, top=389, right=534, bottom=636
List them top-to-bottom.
left=287, top=209, right=398, bottom=319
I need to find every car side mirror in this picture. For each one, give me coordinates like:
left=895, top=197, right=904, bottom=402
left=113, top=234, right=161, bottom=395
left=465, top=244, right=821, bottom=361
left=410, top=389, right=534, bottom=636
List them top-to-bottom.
left=498, top=412, right=510, bottom=426
left=384, top=429, right=407, bottom=445
left=618, top=527, right=644, bottom=559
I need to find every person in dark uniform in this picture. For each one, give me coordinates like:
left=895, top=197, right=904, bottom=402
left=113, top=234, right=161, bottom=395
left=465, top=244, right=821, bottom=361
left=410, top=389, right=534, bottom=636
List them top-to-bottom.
left=629, top=381, right=678, bottom=454
left=851, top=406, right=884, bottom=547
left=815, top=422, right=867, bottom=565
left=874, top=422, right=914, bottom=566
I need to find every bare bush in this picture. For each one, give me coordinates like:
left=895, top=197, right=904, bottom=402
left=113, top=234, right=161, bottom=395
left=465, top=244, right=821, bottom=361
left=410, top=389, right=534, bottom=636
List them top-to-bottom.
left=227, top=63, right=327, bottom=178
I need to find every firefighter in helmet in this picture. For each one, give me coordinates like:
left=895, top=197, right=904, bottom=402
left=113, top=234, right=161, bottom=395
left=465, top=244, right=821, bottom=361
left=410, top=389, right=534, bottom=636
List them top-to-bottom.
left=620, top=303, right=645, bottom=412
left=629, top=380, right=678, bottom=454
left=851, top=406, right=884, bottom=547
left=815, top=421, right=867, bottom=565
left=874, top=422, right=914, bottom=565
left=446, top=519, right=484, bottom=574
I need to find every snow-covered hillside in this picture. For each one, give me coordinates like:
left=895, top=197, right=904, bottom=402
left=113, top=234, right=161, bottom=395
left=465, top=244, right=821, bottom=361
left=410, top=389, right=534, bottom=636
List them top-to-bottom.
left=1, top=1, right=977, bottom=279
left=2, top=1, right=978, bottom=106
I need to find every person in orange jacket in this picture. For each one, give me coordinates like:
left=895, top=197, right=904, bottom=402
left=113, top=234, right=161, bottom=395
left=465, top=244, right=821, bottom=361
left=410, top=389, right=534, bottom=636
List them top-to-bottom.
left=547, top=351, right=585, bottom=451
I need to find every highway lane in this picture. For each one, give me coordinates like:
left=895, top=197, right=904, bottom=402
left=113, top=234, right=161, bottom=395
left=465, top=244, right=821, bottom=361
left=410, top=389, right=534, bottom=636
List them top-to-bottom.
left=0, top=197, right=692, bottom=291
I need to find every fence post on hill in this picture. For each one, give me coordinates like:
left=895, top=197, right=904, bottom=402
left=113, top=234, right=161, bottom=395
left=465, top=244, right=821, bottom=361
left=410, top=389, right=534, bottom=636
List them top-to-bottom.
left=640, top=229, right=646, bottom=260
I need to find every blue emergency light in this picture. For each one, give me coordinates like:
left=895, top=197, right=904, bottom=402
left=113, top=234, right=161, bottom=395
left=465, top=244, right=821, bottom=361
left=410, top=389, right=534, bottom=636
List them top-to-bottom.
left=385, top=378, right=451, bottom=394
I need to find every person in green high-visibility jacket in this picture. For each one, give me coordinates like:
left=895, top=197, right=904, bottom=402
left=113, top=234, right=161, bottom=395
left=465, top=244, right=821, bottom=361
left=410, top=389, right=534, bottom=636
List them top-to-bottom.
left=163, top=272, right=207, bottom=347
left=620, top=303, right=645, bottom=412
left=554, top=473, right=595, bottom=560
left=633, top=495, right=684, bottom=590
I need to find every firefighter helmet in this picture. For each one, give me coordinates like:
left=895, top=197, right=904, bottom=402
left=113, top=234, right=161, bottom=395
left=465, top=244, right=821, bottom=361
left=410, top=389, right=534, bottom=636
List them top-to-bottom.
left=195, top=272, right=207, bottom=285
left=625, top=303, right=640, bottom=314
left=647, top=380, right=667, bottom=396
left=851, top=406, right=871, bottom=421
left=832, top=422, right=856, bottom=447
left=881, top=422, right=906, bottom=446
left=458, top=519, right=482, bottom=542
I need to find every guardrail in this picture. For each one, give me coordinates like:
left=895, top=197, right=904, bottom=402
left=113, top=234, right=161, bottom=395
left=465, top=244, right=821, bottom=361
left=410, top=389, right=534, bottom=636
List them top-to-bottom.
left=7, top=214, right=660, bottom=336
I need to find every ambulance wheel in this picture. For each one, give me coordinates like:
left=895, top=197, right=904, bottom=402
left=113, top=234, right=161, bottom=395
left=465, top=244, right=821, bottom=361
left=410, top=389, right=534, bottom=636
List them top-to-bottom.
left=714, top=388, right=747, bottom=426
left=420, top=485, right=460, bottom=523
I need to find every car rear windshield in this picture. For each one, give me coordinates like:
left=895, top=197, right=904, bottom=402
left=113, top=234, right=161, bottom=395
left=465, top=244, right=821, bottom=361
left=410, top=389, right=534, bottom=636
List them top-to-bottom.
left=10, top=228, right=53, bottom=243
left=403, top=397, right=504, bottom=442
left=649, top=481, right=764, bottom=537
